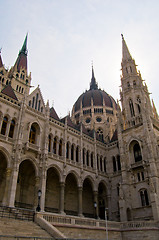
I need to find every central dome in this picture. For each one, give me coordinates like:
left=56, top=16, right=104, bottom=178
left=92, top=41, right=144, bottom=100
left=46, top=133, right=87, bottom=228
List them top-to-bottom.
left=71, top=67, right=117, bottom=142
left=73, top=67, right=117, bottom=112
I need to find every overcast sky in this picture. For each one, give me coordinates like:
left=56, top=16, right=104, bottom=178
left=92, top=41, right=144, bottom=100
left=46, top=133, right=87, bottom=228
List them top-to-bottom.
left=1, top=0, right=159, bottom=117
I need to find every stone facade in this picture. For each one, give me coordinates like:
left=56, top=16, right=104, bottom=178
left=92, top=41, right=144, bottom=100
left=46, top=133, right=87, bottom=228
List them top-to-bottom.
left=0, top=34, right=159, bottom=227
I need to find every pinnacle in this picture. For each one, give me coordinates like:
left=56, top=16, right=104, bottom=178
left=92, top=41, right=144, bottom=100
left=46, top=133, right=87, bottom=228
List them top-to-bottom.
left=121, top=34, right=132, bottom=61
left=90, top=65, right=98, bottom=90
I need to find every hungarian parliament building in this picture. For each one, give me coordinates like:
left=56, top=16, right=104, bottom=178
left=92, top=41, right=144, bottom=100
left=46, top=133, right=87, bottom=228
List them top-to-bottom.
left=0, top=34, right=159, bottom=224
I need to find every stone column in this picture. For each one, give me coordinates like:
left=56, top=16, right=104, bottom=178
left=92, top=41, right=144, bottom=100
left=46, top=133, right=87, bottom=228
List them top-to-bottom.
left=6, top=119, right=11, bottom=139
left=56, top=139, right=59, bottom=155
left=8, top=167, right=19, bottom=207
left=2, top=168, right=12, bottom=206
left=40, top=171, right=47, bottom=212
left=34, top=176, right=40, bottom=209
left=59, top=182, right=65, bottom=214
left=78, top=187, right=83, bottom=217
left=93, top=191, right=99, bottom=218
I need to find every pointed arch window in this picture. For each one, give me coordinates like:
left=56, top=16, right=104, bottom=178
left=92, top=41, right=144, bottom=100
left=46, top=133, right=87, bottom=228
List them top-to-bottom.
left=137, top=97, right=141, bottom=114
left=129, top=99, right=135, bottom=117
left=1, top=116, right=8, bottom=135
left=9, top=119, right=15, bottom=138
left=29, top=125, right=36, bottom=144
left=97, top=128, right=104, bottom=141
left=48, top=134, right=51, bottom=152
left=53, top=137, right=57, bottom=154
left=59, top=139, right=62, bottom=156
left=66, top=142, right=69, bottom=159
left=134, top=143, right=142, bottom=162
left=71, top=144, right=74, bottom=160
left=76, top=146, right=79, bottom=162
left=83, top=148, right=85, bottom=165
left=86, top=151, right=89, bottom=166
left=91, top=152, right=93, bottom=168
left=97, top=154, right=99, bottom=170
left=117, top=155, right=121, bottom=171
left=100, top=156, right=103, bottom=171
left=113, top=156, right=117, bottom=172
left=104, top=158, right=106, bottom=173
left=140, top=189, right=149, bottom=206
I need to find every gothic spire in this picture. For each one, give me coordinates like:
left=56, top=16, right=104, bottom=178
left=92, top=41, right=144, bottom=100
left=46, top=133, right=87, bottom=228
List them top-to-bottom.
left=19, top=33, right=28, bottom=56
left=14, top=34, right=28, bottom=72
left=121, top=34, right=132, bottom=61
left=0, top=49, right=3, bottom=68
left=90, top=65, right=98, bottom=90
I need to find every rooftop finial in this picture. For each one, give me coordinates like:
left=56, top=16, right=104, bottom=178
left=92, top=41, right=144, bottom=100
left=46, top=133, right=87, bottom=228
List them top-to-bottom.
left=121, top=34, right=124, bottom=40
left=90, top=63, right=98, bottom=90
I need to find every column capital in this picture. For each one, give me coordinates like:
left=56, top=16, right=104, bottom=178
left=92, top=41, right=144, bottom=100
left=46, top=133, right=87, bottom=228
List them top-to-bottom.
left=6, top=168, right=12, bottom=177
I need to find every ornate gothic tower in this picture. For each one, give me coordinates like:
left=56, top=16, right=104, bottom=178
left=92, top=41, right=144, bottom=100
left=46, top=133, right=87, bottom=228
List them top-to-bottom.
left=8, top=34, right=31, bottom=100
left=118, top=35, right=159, bottom=222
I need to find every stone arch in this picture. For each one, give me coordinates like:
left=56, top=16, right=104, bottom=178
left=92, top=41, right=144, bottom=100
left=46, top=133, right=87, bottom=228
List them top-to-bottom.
left=29, top=122, right=40, bottom=145
left=129, top=140, right=142, bottom=164
left=0, top=147, right=10, bottom=167
left=0, top=151, right=8, bottom=204
left=20, top=156, right=38, bottom=176
left=15, top=159, right=36, bottom=209
left=46, top=164, right=62, bottom=182
left=45, top=166, right=60, bottom=213
left=64, top=170, right=80, bottom=186
left=64, top=172, right=78, bottom=216
left=82, top=177, right=94, bottom=218
left=98, top=181, right=107, bottom=220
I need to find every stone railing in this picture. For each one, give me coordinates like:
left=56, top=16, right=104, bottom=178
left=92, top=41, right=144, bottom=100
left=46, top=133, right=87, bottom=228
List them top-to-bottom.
left=37, top=212, right=159, bottom=231
left=39, top=212, right=120, bottom=230
left=121, top=220, right=159, bottom=230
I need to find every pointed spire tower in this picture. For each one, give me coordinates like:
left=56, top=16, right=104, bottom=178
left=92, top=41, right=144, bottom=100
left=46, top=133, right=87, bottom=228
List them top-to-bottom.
left=14, top=33, right=28, bottom=72
left=8, top=34, right=31, bottom=101
left=120, top=34, right=153, bottom=127
left=90, top=65, right=98, bottom=90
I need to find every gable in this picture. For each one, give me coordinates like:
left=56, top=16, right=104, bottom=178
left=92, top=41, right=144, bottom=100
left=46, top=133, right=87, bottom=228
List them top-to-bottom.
left=27, top=86, right=45, bottom=114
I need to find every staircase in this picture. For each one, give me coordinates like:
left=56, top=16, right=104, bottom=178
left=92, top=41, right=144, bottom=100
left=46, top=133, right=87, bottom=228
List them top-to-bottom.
left=0, top=206, right=54, bottom=239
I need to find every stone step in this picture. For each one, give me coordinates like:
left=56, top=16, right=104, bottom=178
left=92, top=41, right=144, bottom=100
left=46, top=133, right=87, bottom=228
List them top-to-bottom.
left=0, top=217, right=53, bottom=238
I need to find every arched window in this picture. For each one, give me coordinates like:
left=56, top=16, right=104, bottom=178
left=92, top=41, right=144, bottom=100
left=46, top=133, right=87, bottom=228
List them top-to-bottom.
left=137, top=97, right=141, bottom=114
left=129, top=99, right=135, bottom=117
left=1, top=116, right=8, bottom=135
left=9, top=119, right=15, bottom=138
left=29, top=125, right=36, bottom=144
left=97, top=128, right=104, bottom=141
left=48, top=135, right=51, bottom=152
left=53, top=137, right=57, bottom=154
left=59, top=139, right=62, bottom=156
left=66, top=142, right=69, bottom=159
left=133, top=143, right=142, bottom=162
left=71, top=144, right=74, bottom=160
left=76, top=146, right=79, bottom=162
left=83, top=148, right=85, bottom=165
left=86, top=151, right=89, bottom=166
left=91, top=153, right=93, bottom=168
left=97, top=154, right=99, bottom=170
left=117, top=155, right=121, bottom=171
left=100, top=156, right=103, bottom=171
left=113, top=156, right=117, bottom=172
left=104, top=158, right=106, bottom=173
left=140, top=189, right=149, bottom=206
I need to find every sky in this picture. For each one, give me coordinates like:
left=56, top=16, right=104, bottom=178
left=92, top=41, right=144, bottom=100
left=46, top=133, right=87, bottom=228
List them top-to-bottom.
left=1, top=0, right=159, bottom=118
